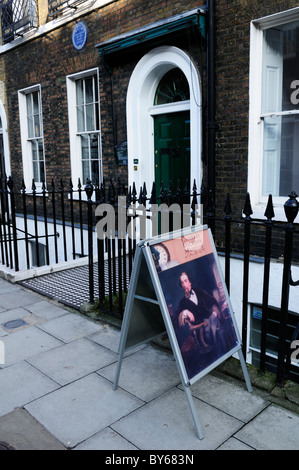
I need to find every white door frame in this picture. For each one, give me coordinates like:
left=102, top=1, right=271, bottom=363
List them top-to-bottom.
left=126, top=46, right=202, bottom=196
left=0, top=100, right=11, bottom=177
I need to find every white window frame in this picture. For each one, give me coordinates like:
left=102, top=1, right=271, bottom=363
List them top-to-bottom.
left=248, top=7, right=299, bottom=221
left=66, top=68, right=102, bottom=191
left=18, top=84, right=45, bottom=190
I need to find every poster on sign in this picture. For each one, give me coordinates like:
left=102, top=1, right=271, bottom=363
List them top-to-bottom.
left=149, top=227, right=240, bottom=383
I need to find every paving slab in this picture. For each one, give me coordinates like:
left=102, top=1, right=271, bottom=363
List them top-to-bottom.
left=0, top=279, right=22, bottom=295
left=0, top=289, right=41, bottom=310
left=25, top=300, right=69, bottom=321
left=0, top=308, right=44, bottom=334
left=36, top=312, right=103, bottom=342
left=88, top=324, right=122, bottom=353
left=0, top=325, right=63, bottom=367
left=89, top=325, right=147, bottom=356
left=27, top=337, right=117, bottom=386
left=99, top=345, right=181, bottom=402
left=0, top=361, right=60, bottom=417
left=25, top=373, right=144, bottom=449
left=187, top=373, right=270, bottom=423
left=111, top=387, right=244, bottom=450
left=234, top=404, right=299, bottom=450
left=0, top=408, right=66, bottom=450
left=74, top=427, right=138, bottom=450
left=217, top=437, right=254, bottom=450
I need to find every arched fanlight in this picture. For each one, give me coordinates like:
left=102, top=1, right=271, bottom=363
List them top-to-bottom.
left=154, top=67, right=190, bottom=105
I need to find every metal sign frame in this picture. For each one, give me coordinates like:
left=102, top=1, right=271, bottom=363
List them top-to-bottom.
left=113, top=225, right=252, bottom=440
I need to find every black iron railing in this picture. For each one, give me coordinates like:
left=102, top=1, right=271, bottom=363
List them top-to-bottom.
left=0, top=0, right=37, bottom=43
left=48, top=0, right=90, bottom=16
left=1, top=175, right=299, bottom=386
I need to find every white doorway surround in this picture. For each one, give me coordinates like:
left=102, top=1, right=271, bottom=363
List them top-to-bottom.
left=126, top=46, right=202, bottom=196
left=0, top=100, right=11, bottom=178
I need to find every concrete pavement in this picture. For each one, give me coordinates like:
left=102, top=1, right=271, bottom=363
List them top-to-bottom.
left=0, top=277, right=298, bottom=451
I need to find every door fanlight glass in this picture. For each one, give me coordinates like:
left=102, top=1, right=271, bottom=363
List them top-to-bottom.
left=154, top=68, right=190, bottom=105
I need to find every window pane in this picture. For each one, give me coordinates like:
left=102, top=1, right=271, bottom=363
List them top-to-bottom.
left=263, top=22, right=299, bottom=113
left=282, top=25, right=299, bottom=112
left=85, top=77, right=93, bottom=103
left=76, top=80, right=84, bottom=105
left=32, top=91, right=39, bottom=114
left=26, top=94, right=32, bottom=116
left=85, top=104, right=94, bottom=131
left=77, top=105, right=85, bottom=132
left=34, top=114, right=40, bottom=137
left=262, top=114, right=299, bottom=196
left=27, top=115, right=34, bottom=138
left=90, top=133, right=98, bottom=159
left=81, top=135, right=89, bottom=160
left=32, top=140, right=38, bottom=162
left=38, top=140, right=44, bottom=160
left=33, top=160, right=39, bottom=181
left=82, top=160, right=89, bottom=184
left=91, top=160, right=99, bottom=183
left=40, top=161, right=45, bottom=182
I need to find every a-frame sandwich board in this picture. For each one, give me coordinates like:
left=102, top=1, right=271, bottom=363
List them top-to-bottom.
left=113, top=225, right=252, bottom=440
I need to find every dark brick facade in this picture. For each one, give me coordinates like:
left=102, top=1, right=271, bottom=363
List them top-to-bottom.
left=2, top=0, right=299, bottom=206
left=3, top=0, right=202, bottom=189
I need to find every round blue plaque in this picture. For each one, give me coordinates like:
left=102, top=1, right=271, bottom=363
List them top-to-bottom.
left=72, top=21, right=88, bottom=50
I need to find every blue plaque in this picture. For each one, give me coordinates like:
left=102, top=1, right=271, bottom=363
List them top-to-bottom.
left=72, top=21, right=87, bottom=50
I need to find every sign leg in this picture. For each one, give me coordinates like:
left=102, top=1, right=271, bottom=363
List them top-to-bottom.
left=237, top=349, right=253, bottom=393
left=182, top=383, right=204, bottom=440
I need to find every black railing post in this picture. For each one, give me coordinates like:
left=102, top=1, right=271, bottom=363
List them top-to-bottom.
left=1, top=177, right=9, bottom=267
left=4, top=177, right=13, bottom=268
left=7, top=177, right=19, bottom=272
left=0, top=178, right=4, bottom=265
left=69, top=178, right=76, bottom=260
left=32, top=179, right=40, bottom=268
left=78, top=179, right=84, bottom=258
left=21, top=180, right=30, bottom=270
left=42, top=180, right=50, bottom=266
left=50, top=180, right=58, bottom=264
left=59, top=180, right=67, bottom=262
left=85, top=180, right=94, bottom=304
left=276, top=191, right=299, bottom=385
left=242, top=192, right=253, bottom=359
left=224, top=193, right=232, bottom=294
left=260, top=195, right=275, bottom=373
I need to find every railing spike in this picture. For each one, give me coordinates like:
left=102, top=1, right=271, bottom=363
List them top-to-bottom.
left=149, top=181, right=156, bottom=204
left=243, top=192, right=253, bottom=218
left=224, top=193, right=232, bottom=217
left=264, top=194, right=275, bottom=220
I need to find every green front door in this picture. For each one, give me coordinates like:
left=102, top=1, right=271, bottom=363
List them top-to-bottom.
left=154, top=111, right=190, bottom=197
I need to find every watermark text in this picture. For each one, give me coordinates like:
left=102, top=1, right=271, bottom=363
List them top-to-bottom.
left=95, top=196, right=203, bottom=240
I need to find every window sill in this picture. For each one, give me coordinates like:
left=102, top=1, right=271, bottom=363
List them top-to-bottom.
left=251, top=202, right=299, bottom=224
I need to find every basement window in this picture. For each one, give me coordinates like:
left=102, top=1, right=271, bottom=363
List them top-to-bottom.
left=250, top=304, right=299, bottom=382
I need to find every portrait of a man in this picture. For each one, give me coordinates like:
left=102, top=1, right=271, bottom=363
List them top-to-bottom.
left=150, top=229, right=239, bottom=381
left=156, top=256, right=238, bottom=380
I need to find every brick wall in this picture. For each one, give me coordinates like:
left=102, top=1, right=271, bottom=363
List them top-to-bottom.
left=3, top=0, right=203, bottom=189
left=4, top=0, right=299, bottom=201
